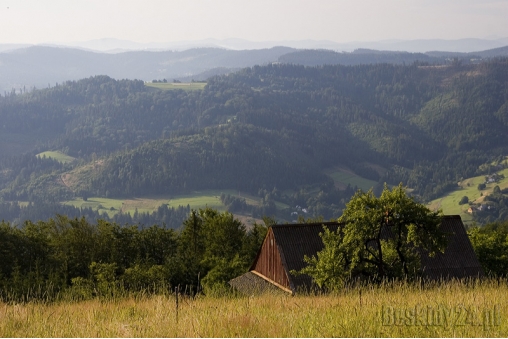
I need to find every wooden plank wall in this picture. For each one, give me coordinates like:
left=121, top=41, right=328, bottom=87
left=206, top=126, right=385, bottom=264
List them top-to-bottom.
left=251, top=228, right=290, bottom=289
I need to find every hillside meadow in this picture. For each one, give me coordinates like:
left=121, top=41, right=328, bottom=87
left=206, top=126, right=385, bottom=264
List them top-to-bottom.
left=145, top=82, right=207, bottom=91
left=36, top=151, right=76, bottom=164
left=324, top=167, right=378, bottom=191
left=428, top=167, right=508, bottom=226
left=63, top=189, right=261, bottom=215
left=63, top=189, right=265, bottom=227
left=65, top=196, right=169, bottom=218
left=1, top=280, right=507, bottom=337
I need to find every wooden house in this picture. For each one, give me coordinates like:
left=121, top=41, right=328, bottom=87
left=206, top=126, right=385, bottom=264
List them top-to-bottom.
left=229, top=216, right=484, bottom=295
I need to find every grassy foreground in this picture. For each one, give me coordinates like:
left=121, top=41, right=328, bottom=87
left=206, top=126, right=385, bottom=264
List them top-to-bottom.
left=1, top=280, right=507, bottom=337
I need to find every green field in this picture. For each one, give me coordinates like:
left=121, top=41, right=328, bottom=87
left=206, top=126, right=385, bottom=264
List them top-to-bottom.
left=145, top=82, right=206, bottom=91
left=37, top=151, right=76, bottom=164
left=324, top=167, right=378, bottom=191
left=428, top=168, right=508, bottom=225
left=63, top=189, right=272, bottom=218
left=63, top=189, right=288, bottom=229
left=167, top=189, right=270, bottom=210
left=167, top=191, right=225, bottom=211
left=66, top=196, right=177, bottom=218
left=65, top=197, right=128, bottom=218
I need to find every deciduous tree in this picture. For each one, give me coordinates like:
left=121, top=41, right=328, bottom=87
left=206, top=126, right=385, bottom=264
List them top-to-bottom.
left=298, top=184, right=447, bottom=289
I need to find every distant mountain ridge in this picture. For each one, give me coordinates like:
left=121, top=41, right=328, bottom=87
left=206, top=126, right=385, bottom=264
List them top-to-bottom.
left=6, top=37, right=507, bottom=53
left=1, top=41, right=508, bottom=94
left=426, top=45, right=508, bottom=58
left=0, top=46, right=295, bottom=93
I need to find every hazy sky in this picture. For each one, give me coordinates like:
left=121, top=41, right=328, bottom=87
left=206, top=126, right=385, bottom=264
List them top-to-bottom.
left=0, top=0, right=507, bottom=44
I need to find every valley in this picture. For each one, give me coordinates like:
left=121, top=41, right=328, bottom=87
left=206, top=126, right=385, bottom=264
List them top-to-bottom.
left=2, top=3, right=508, bottom=335
left=0, top=42, right=506, bottom=339
left=0, top=58, right=507, bottom=228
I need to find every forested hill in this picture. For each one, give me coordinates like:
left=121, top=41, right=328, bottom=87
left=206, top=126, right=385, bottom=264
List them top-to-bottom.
left=278, top=47, right=508, bottom=66
left=277, top=49, right=434, bottom=66
left=0, top=59, right=507, bottom=224
left=91, top=125, right=329, bottom=197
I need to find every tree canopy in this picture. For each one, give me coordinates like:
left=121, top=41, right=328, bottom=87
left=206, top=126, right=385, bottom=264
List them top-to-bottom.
left=298, top=184, right=447, bottom=289
left=0, top=208, right=268, bottom=302
left=468, top=220, right=508, bottom=277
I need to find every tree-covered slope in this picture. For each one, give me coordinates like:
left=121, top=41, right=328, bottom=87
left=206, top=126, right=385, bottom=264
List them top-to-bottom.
left=0, top=59, right=507, bottom=223
left=411, top=62, right=508, bottom=151
left=89, top=124, right=329, bottom=197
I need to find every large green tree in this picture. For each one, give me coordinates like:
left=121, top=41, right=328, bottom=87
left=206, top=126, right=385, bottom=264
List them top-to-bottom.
left=299, top=184, right=447, bottom=289
left=175, top=208, right=250, bottom=291
left=468, top=220, right=508, bottom=277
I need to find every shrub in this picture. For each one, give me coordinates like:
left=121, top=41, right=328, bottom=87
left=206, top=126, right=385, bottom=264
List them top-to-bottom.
left=459, top=196, right=469, bottom=205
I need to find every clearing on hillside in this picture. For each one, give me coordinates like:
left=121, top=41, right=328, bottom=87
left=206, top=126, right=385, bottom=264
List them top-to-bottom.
left=145, top=82, right=206, bottom=91
left=37, top=151, right=76, bottom=164
left=324, top=167, right=378, bottom=191
left=428, top=168, right=508, bottom=225
left=166, top=189, right=261, bottom=210
left=64, top=190, right=266, bottom=219
left=63, top=191, right=265, bottom=228
left=65, top=196, right=176, bottom=217
left=65, top=197, right=126, bottom=218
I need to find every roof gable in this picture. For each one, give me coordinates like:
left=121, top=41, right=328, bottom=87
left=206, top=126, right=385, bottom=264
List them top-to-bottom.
left=250, top=228, right=292, bottom=292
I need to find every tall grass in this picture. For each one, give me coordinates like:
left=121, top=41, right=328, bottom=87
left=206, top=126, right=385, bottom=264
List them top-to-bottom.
left=1, top=279, right=507, bottom=337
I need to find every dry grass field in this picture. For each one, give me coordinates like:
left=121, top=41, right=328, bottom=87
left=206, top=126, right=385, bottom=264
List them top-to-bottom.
left=1, top=280, right=507, bottom=337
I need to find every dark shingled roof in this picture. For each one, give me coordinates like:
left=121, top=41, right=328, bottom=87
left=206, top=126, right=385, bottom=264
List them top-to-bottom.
left=230, top=215, right=484, bottom=294
left=420, top=215, right=484, bottom=279
left=270, top=222, right=340, bottom=289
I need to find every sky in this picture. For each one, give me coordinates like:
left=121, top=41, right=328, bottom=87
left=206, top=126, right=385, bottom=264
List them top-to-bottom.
left=0, top=0, right=507, bottom=44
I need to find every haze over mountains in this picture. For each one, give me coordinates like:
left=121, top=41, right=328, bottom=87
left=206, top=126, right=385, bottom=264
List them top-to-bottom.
left=11, top=37, right=508, bottom=53
left=1, top=38, right=508, bottom=94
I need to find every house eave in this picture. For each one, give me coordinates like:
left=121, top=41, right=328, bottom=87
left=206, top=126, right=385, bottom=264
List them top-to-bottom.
left=250, top=270, right=294, bottom=295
